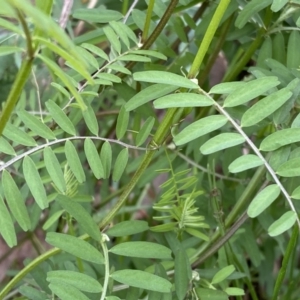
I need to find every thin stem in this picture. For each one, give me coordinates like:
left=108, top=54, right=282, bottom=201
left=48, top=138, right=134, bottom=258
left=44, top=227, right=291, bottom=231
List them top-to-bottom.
left=123, top=0, right=139, bottom=24
left=142, top=0, right=155, bottom=41
left=188, top=0, right=231, bottom=79
left=100, top=235, right=110, bottom=300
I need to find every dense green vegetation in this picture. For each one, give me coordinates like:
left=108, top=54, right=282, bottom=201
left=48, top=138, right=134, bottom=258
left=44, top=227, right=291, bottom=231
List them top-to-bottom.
left=1, top=0, right=300, bottom=299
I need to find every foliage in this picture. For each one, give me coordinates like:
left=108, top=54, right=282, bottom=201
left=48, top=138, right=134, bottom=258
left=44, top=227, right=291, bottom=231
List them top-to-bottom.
left=0, top=0, right=300, bottom=299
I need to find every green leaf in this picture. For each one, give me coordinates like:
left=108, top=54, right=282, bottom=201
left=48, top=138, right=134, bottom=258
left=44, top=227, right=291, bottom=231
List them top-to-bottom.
left=235, top=0, right=272, bottom=29
left=271, top=0, right=288, bottom=12
left=73, top=8, right=123, bottom=23
left=0, top=18, right=23, bottom=35
left=109, top=21, right=130, bottom=48
left=103, top=25, right=121, bottom=54
left=287, top=31, right=300, bottom=69
left=272, top=32, right=286, bottom=64
left=257, top=36, right=272, bottom=68
left=81, top=43, right=109, bottom=61
left=0, top=46, right=23, bottom=56
left=130, top=49, right=167, bottom=60
left=117, top=54, right=151, bottom=62
left=38, top=55, right=86, bottom=110
left=107, top=63, right=131, bottom=75
left=133, top=71, right=199, bottom=89
left=96, top=73, right=121, bottom=83
left=223, top=76, right=280, bottom=107
left=209, top=81, right=245, bottom=94
left=51, top=82, right=70, bottom=98
left=125, top=84, right=178, bottom=111
left=241, top=88, right=292, bottom=127
left=154, top=93, right=213, bottom=109
left=46, top=100, right=76, bottom=135
left=82, top=104, right=99, bottom=136
left=116, top=105, right=129, bottom=139
left=17, top=110, right=55, bottom=140
left=174, top=115, right=228, bottom=146
left=136, top=117, right=155, bottom=146
left=3, top=123, right=36, bottom=147
left=260, top=128, right=300, bottom=151
left=200, top=133, right=245, bottom=155
left=0, top=137, right=15, bottom=155
left=84, top=138, right=104, bottom=179
left=65, top=140, right=86, bottom=183
left=100, top=141, right=112, bottom=179
left=44, top=146, right=66, bottom=193
left=112, top=148, right=128, bottom=181
left=229, top=154, right=264, bottom=173
left=23, top=156, right=48, bottom=209
left=276, top=158, right=300, bottom=177
left=2, top=170, right=31, bottom=231
left=247, top=185, right=280, bottom=218
left=291, top=186, right=300, bottom=199
left=0, top=195, right=17, bottom=247
left=56, top=195, right=102, bottom=241
left=42, top=209, right=65, bottom=230
left=268, top=211, right=297, bottom=236
left=106, top=220, right=149, bottom=236
left=185, top=227, right=209, bottom=241
left=46, top=232, right=104, bottom=264
left=109, top=241, right=172, bottom=259
left=174, top=248, right=190, bottom=300
left=211, top=265, right=235, bottom=284
left=47, top=270, right=102, bottom=293
left=111, top=270, right=172, bottom=293
left=49, top=283, right=90, bottom=300
left=19, top=285, right=47, bottom=300
left=225, top=287, right=245, bottom=296
left=195, top=288, right=228, bottom=300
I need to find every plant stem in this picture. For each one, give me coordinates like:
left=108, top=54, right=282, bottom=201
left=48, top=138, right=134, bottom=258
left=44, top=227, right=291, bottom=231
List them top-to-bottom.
left=142, top=0, right=155, bottom=41
left=188, top=0, right=231, bottom=79
left=100, top=236, right=110, bottom=300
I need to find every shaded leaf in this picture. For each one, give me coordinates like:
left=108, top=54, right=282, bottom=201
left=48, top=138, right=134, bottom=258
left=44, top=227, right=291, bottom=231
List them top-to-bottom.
left=73, top=8, right=123, bottom=23
left=103, top=25, right=121, bottom=54
left=287, top=31, right=300, bottom=69
left=81, top=43, right=109, bottom=61
left=0, top=46, right=23, bottom=56
left=130, top=49, right=167, bottom=60
left=117, top=54, right=151, bottom=62
left=133, top=71, right=199, bottom=89
left=209, top=82, right=245, bottom=94
left=154, top=93, right=213, bottom=109
left=82, top=104, right=99, bottom=136
left=116, top=106, right=129, bottom=139
left=174, top=115, right=228, bottom=146
left=136, top=117, right=155, bottom=146
left=3, top=123, right=36, bottom=147
left=200, top=133, right=245, bottom=155
left=0, top=137, right=15, bottom=155
left=84, top=138, right=104, bottom=179
left=65, top=140, right=86, bottom=183
left=100, top=141, right=112, bottom=179
left=112, top=148, right=128, bottom=181
left=229, top=155, right=264, bottom=173
left=23, top=156, right=48, bottom=209
left=276, top=158, right=300, bottom=177
left=2, top=170, right=31, bottom=231
left=247, top=185, right=280, bottom=218
left=56, top=195, right=102, bottom=241
left=42, top=209, right=65, bottom=230
left=268, top=211, right=297, bottom=236
left=106, top=220, right=149, bottom=236
left=185, top=227, right=209, bottom=241
left=46, top=232, right=104, bottom=264
left=109, top=241, right=172, bottom=259
left=212, top=265, right=235, bottom=284
left=47, top=270, right=102, bottom=293
left=111, top=270, right=172, bottom=293
left=49, top=282, right=90, bottom=300
left=195, top=288, right=228, bottom=300
left=225, top=288, right=245, bottom=296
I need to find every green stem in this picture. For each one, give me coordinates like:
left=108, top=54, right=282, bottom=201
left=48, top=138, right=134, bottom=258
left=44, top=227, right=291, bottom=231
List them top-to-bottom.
left=122, top=0, right=129, bottom=15
left=142, top=0, right=155, bottom=41
left=188, top=0, right=231, bottom=78
left=272, top=225, right=299, bottom=300
left=100, top=236, right=110, bottom=300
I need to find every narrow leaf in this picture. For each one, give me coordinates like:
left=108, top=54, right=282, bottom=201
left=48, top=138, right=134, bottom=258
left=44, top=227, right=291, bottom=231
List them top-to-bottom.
left=73, top=8, right=123, bottom=23
left=103, top=26, right=121, bottom=53
left=287, top=31, right=300, bottom=69
left=81, top=43, right=109, bottom=61
left=0, top=46, right=23, bottom=56
left=130, top=49, right=167, bottom=60
left=117, top=54, right=151, bottom=62
left=133, top=71, right=199, bottom=89
left=223, top=76, right=280, bottom=107
left=209, top=81, right=246, bottom=94
left=125, top=84, right=177, bottom=112
left=241, top=88, right=292, bottom=127
left=154, top=93, right=213, bottom=109
left=46, top=100, right=76, bottom=135
left=82, top=104, right=99, bottom=136
left=116, top=106, right=129, bottom=140
left=17, top=110, right=55, bottom=139
left=174, top=115, right=228, bottom=146
left=136, top=117, right=155, bottom=146
left=3, top=123, right=36, bottom=147
left=260, top=128, right=300, bottom=151
left=200, top=133, right=245, bottom=155
left=0, top=137, right=15, bottom=155
left=84, top=138, right=104, bottom=179
left=65, top=140, right=86, bottom=183
left=100, top=141, right=112, bottom=179
left=44, top=147, right=66, bottom=193
left=112, top=148, right=128, bottom=181
left=229, top=154, right=264, bottom=173
left=23, top=156, right=48, bottom=209
left=276, top=158, right=300, bottom=177
left=2, top=170, right=31, bottom=231
left=247, top=185, right=280, bottom=218
left=291, top=186, right=300, bottom=199
left=0, top=195, right=17, bottom=247
left=57, top=195, right=102, bottom=241
left=42, top=209, right=65, bottom=230
left=268, top=211, right=297, bottom=236
left=106, top=220, right=149, bottom=236
left=46, top=232, right=104, bottom=264
left=109, top=241, right=172, bottom=259
left=212, top=265, right=235, bottom=284
left=47, top=270, right=102, bottom=293
left=111, top=270, right=172, bottom=293
left=49, top=283, right=90, bottom=300
left=195, top=288, right=228, bottom=300
left=225, top=288, right=245, bottom=296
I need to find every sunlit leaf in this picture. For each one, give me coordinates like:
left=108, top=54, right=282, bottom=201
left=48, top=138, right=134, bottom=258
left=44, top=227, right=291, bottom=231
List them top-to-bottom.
left=73, top=8, right=123, bottom=23
left=81, top=43, right=109, bottom=61
left=0, top=46, right=23, bottom=56
left=117, top=54, right=151, bottom=62
left=209, top=81, right=245, bottom=94
left=174, top=115, right=228, bottom=146
left=3, top=123, right=36, bottom=147
left=0, top=137, right=15, bottom=155
left=229, top=155, right=264, bottom=173
left=276, top=158, right=300, bottom=177
left=247, top=185, right=280, bottom=218
left=268, top=211, right=297, bottom=236
left=106, top=220, right=149, bottom=237
left=212, top=265, right=235, bottom=284
left=49, top=282, right=90, bottom=300
left=225, top=287, right=245, bottom=296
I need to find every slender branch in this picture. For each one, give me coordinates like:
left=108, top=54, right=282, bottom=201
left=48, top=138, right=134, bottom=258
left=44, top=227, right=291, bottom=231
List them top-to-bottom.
left=123, top=0, right=139, bottom=24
